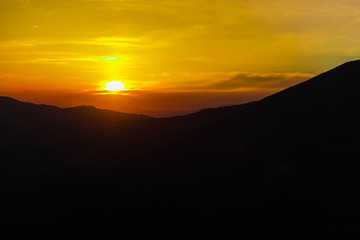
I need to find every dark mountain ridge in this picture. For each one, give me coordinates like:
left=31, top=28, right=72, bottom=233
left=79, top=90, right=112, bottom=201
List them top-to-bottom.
left=1, top=60, right=360, bottom=239
left=0, top=96, right=152, bottom=123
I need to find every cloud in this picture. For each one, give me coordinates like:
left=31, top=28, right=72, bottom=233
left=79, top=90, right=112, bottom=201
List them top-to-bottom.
left=0, top=37, right=146, bottom=49
left=210, top=72, right=315, bottom=90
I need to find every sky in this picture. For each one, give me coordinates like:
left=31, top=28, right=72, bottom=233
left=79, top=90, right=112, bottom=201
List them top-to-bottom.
left=1, top=0, right=360, bottom=116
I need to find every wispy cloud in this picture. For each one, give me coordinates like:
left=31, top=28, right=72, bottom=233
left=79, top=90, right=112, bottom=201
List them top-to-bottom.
left=158, top=71, right=315, bottom=91
left=210, top=72, right=314, bottom=90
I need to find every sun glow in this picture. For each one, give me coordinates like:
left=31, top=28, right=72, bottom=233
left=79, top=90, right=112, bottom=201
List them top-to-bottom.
left=104, top=81, right=125, bottom=91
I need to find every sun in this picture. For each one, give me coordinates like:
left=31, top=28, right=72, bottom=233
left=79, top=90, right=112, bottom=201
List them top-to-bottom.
left=104, top=81, right=125, bottom=91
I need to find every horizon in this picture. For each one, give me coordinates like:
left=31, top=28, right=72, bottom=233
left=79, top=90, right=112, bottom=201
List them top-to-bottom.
left=1, top=0, right=360, bottom=116
left=2, top=58, right=358, bottom=118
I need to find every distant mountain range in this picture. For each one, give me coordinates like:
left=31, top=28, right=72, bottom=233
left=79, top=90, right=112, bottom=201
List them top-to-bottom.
left=1, top=60, right=360, bottom=239
left=0, top=96, right=152, bottom=122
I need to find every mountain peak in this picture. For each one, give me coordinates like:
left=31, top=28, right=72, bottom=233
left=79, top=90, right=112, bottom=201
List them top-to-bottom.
left=260, top=59, right=360, bottom=105
left=340, top=59, right=360, bottom=66
left=0, top=96, right=20, bottom=102
left=65, top=105, right=97, bottom=111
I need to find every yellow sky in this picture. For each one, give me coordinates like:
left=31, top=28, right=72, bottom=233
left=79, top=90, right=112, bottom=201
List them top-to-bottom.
left=1, top=0, right=360, bottom=116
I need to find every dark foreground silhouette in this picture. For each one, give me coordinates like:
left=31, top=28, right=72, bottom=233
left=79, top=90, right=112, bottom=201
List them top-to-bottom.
left=1, top=60, right=360, bottom=239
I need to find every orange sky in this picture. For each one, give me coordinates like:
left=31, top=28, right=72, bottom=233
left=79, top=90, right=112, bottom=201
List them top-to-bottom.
left=1, top=0, right=360, bottom=116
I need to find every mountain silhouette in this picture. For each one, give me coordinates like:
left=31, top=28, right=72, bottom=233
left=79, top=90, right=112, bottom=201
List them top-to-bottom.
left=1, top=60, right=360, bottom=239
left=0, top=96, right=152, bottom=122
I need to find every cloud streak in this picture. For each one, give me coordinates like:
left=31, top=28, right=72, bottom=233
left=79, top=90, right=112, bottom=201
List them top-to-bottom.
left=210, top=72, right=314, bottom=90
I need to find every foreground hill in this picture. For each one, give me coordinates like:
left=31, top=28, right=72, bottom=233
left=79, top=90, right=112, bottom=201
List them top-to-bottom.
left=1, top=60, right=360, bottom=239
